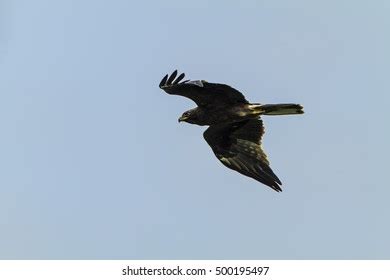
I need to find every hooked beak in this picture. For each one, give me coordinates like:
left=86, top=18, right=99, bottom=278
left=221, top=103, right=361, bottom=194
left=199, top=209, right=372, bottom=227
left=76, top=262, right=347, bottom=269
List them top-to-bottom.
left=178, top=116, right=188, bottom=123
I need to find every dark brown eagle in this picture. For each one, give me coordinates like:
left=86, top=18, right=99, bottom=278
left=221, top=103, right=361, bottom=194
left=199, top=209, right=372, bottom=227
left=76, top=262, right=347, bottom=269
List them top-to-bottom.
left=159, top=70, right=304, bottom=192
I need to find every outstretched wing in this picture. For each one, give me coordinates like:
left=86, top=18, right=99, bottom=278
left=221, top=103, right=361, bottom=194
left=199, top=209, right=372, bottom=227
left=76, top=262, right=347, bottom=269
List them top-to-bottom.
left=159, top=70, right=249, bottom=108
left=203, top=119, right=282, bottom=192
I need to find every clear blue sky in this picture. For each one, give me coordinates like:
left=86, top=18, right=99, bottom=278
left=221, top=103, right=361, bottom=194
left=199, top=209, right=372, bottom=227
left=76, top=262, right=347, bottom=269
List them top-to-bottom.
left=1, top=0, right=389, bottom=259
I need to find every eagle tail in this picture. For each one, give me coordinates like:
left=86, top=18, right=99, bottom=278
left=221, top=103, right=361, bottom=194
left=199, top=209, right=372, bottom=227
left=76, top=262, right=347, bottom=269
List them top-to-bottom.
left=250, top=103, right=304, bottom=115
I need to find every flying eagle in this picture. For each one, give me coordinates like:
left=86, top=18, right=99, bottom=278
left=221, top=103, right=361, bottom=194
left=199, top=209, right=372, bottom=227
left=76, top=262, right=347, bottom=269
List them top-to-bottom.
left=159, top=70, right=304, bottom=192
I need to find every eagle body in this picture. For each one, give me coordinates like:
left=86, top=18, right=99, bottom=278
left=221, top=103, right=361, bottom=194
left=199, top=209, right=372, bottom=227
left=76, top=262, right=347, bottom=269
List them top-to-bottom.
left=159, top=70, right=304, bottom=192
left=181, top=103, right=262, bottom=126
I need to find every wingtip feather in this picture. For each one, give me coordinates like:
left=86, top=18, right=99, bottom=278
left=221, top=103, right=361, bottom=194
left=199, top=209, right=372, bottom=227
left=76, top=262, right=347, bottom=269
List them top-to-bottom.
left=160, top=70, right=189, bottom=90
left=167, top=70, right=178, bottom=84
left=173, top=72, right=185, bottom=84
left=159, top=74, right=168, bottom=88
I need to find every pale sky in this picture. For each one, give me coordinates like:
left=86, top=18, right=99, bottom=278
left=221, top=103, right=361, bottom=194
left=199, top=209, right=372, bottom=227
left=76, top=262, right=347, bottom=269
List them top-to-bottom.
left=1, top=0, right=389, bottom=259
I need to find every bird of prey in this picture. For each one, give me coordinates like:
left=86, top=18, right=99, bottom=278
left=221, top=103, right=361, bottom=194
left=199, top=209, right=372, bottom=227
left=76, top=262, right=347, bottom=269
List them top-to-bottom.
left=159, top=70, right=304, bottom=192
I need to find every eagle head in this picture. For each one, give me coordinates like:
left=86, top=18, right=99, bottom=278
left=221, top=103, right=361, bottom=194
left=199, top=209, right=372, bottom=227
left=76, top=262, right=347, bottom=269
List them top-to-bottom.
left=178, top=108, right=201, bottom=124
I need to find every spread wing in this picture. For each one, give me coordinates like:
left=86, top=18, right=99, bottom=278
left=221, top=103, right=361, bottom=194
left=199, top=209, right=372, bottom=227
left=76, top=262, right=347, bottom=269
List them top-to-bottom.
left=159, top=70, right=249, bottom=108
left=203, top=119, right=282, bottom=192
